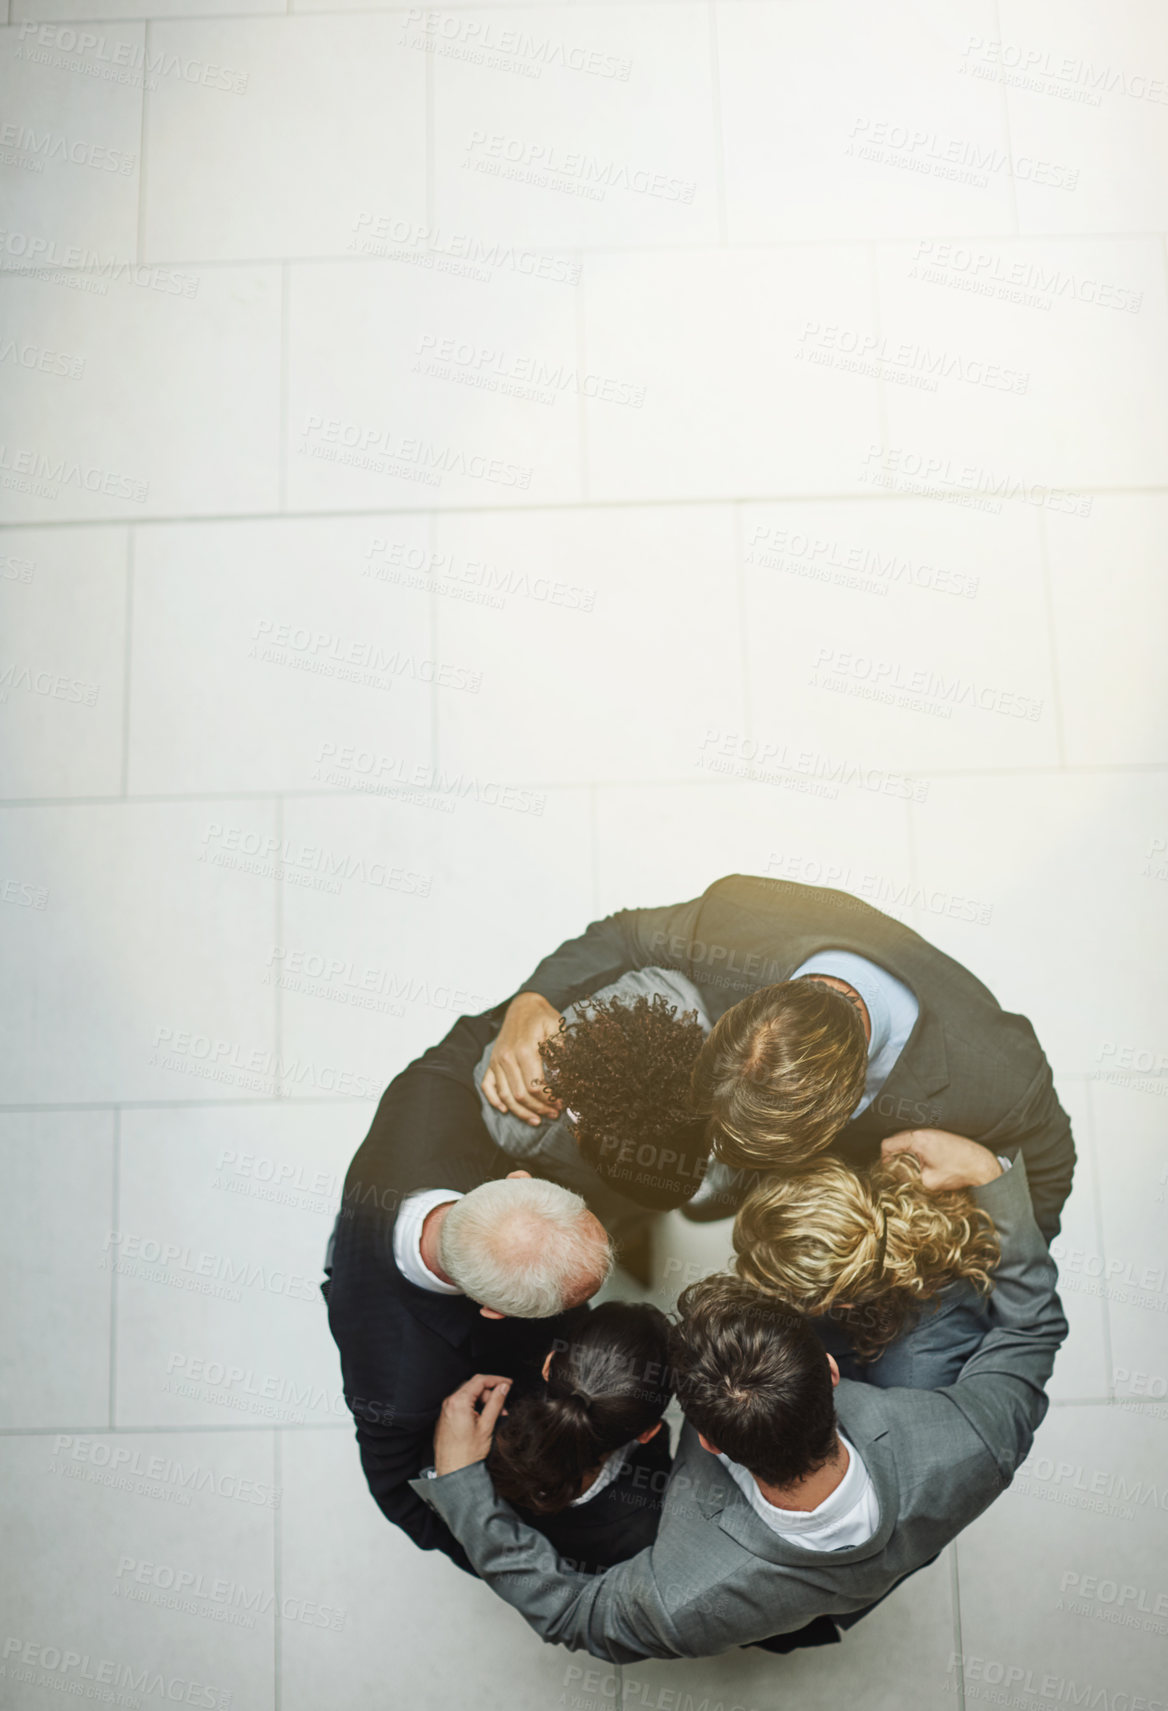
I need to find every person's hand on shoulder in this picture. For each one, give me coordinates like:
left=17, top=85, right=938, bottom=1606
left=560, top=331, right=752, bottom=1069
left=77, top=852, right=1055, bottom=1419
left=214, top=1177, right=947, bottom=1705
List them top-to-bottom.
left=481, top=992, right=564, bottom=1126
left=881, top=1128, right=1003, bottom=1191
left=433, top=1374, right=511, bottom=1476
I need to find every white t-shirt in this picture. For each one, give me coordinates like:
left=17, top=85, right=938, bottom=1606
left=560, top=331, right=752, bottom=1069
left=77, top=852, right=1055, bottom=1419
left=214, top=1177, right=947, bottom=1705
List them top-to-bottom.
left=717, top=1433, right=879, bottom=1552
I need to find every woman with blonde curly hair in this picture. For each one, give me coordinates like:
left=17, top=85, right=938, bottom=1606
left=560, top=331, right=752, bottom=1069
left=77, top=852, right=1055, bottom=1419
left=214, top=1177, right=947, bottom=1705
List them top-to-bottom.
left=732, top=1130, right=1006, bottom=1388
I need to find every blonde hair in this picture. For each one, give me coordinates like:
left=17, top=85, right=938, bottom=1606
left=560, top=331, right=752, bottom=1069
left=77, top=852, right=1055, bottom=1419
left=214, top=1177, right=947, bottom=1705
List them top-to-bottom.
left=693, top=981, right=867, bottom=1173
left=732, top=1153, right=1000, bottom=1362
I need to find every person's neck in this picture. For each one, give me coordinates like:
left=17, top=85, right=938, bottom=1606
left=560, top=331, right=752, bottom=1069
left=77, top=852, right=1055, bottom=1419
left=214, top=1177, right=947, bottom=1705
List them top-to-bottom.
left=804, top=974, right=871, bottom=1046
left=419, top=1202, right=458, bottom=1287
left=752, top=1435, right=849, bottom=1512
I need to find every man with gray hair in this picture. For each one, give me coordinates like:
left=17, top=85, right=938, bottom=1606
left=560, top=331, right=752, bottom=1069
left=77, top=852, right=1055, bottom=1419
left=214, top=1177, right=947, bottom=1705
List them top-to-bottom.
left=325, top=1009, right=612, bottom=1573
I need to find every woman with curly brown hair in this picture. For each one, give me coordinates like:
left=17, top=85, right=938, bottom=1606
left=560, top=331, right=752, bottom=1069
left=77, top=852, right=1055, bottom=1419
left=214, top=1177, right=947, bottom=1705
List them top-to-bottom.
left=732, top=1132, right=1007, bottom=1388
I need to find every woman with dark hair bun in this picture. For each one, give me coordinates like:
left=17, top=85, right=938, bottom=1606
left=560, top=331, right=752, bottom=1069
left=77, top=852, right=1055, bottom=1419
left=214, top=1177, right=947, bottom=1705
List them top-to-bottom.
left=485, top=1301, right=675, bottom=1572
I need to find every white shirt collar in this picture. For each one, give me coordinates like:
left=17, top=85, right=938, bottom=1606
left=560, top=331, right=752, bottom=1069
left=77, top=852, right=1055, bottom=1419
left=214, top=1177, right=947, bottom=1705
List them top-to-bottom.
left=391, top=1188, right=464, bottom=1295
left=718, top=1432, right=879, bottom=1551
left=568, top=1440, right=637, bottom=1507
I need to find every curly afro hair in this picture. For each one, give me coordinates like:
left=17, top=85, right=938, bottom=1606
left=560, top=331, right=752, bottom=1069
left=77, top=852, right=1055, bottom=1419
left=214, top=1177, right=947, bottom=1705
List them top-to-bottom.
left=539, top=992, right=711, bottom=1210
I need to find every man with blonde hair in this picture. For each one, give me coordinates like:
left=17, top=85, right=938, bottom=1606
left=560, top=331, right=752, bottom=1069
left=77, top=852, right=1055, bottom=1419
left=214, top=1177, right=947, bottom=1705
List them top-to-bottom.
left=483, top=874, right=1074, bottom=1238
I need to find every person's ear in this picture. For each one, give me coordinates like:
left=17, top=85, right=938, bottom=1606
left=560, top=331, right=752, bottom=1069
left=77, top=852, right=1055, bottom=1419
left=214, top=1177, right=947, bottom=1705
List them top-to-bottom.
left=479, top=1306, right=506, bottom=1320
left=540, top=1350, right=554, bottom=1381
left=827, top=1353, right=841, bottom=1389
left=636, top=1420, right=664, bottom=1445
left=697, top=1431, right=721, bottom=1456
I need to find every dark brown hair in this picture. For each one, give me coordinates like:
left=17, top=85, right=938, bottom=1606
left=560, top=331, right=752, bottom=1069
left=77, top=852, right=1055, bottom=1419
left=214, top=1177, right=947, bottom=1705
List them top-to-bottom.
left=692, top=979, right=867, bottom=1172
left=539, top=993, right=710, bottom=1209
left=671, top=1274, right=837, bottom=1487
left=486, top=1302, right=673, bottom=1515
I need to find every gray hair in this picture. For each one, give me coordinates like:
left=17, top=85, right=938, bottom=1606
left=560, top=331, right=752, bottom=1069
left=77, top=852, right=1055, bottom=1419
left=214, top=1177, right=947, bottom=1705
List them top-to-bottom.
left=438, top=1177, right=613, bottom=1317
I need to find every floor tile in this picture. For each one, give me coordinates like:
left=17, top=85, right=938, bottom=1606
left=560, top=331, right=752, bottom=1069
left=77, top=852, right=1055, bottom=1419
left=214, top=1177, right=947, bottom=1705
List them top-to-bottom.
left=718, top=0, right=1013, bottom=242
left=995, top=0, right=1168, bottom=234
left=431, top=3, right=719, bottom=250
left=141, top=17, right=425, bottom=261
left=0, top=21, right=142, bottom=275
left=877, top=236, right=1168, bottom=490
left=580, top=247, right=883, bottom=501
left=286, top=258, right=582, bottom=511
left=0, top=265, right=281, bottom=524
left=743, top=497, right=1057, bottom=776
left=432, top=505, right=743, bottom=785
left=127, top=517, right=434, bottom=795
left=0, top=527, right=126, bottom=797
left=908, top=770, right=1168, bottom=1083
left=0, top=801, right=279, bottom=1104
left=114, top=1103, right=362, bottom=1427
left=0, top=1111, right=115, bottom=1428
left=957, top=1404, right=1168, bottom=1704
left=0, top=1431, right=276, bottom=1711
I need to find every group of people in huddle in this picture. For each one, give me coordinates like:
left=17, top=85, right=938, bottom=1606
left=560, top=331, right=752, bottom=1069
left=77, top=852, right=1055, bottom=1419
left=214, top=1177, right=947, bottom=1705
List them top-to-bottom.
left=325, top=874, right=1072, bottom=1660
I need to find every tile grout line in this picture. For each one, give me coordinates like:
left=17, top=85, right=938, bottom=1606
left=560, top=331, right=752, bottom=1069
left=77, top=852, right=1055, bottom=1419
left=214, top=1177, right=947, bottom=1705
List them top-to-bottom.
left=574, top=248, right=590, bottom=502
left=6, top=484, right=1154, bottom=532
left=1035, top=507, right=1068, bottom=768
left=120, top=532, right=135, bottom=795
left=273, top=796, right=284, bottom=1092
left=108, top=1109, right=120, bottom=1430
left=273, top=1431, right=283, bottom=1711
left=950, top=1545, right=967, bottom=1711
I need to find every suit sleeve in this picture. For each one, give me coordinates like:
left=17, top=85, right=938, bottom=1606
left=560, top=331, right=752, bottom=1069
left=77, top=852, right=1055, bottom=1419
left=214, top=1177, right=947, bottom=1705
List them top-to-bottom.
left=513, top=897, right=705, bottom=1013
left=977, top=1052, right=1075, bottom=1242
left=943, top=1156, right=1069, bottom=1479
left=408, top=1463, right=688, bottom=1661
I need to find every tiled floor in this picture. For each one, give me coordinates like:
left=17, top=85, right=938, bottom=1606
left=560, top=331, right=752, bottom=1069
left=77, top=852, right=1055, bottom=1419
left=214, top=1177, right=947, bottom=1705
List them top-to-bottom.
left=2, top=2, right=1166, bottom=1707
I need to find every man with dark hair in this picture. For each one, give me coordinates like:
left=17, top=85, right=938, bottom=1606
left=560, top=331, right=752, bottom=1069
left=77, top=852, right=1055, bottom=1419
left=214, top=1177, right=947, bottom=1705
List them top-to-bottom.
left=481, top=874, right=1074, bottom=1238
left=410, top=1131, right=1067, bottom=1660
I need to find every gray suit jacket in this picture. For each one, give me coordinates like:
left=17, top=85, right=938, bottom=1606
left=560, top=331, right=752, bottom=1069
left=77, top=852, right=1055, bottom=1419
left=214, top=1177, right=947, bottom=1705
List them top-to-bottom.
left=510, top=874, right=1075, bottom=1238
left=411, top=1159, right=1066, bottom=1661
